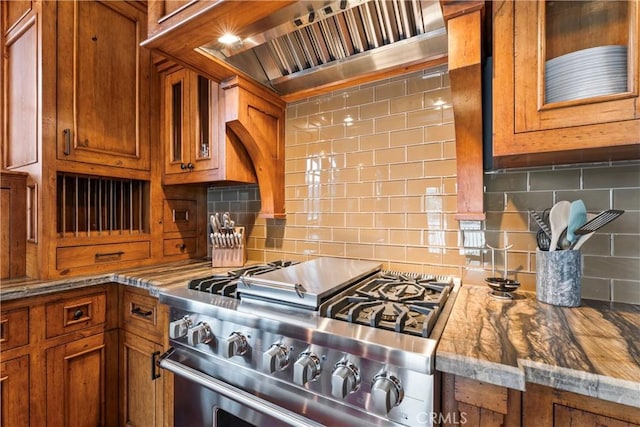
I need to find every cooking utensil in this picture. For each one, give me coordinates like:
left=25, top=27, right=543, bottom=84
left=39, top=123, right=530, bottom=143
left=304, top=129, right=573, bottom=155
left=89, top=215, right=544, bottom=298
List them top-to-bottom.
left=549, top=200, right=571, bottom=252
left=566, top=200, right=587, bottom=243
left=574, top=209, right=624, bottom=235
left=529, top=210, right=552, bottom=239
left=568, top=210, right=624, bottom=250
left=536, top=229, right=550, bottom=251
left=570, top=231, right=595, bottom=250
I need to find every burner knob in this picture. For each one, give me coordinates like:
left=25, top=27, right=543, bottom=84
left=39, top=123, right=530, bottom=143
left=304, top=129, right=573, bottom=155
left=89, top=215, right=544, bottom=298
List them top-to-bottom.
left=169, top=316, right=192, bottom=339
left=187, top=322, right=213, bottom=346
left=223, top=332, right=248, bottom=358
left=263, top=344, right=289, bottom=373
left=293, top=351, right=321, bottom=386
left=331, top=361, right=360, bottom=399
left=371, top=373, right=403, bottom=414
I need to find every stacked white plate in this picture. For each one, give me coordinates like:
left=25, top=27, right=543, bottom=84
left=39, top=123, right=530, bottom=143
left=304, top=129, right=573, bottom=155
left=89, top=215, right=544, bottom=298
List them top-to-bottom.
left=545, top=45, right=627, bottom=103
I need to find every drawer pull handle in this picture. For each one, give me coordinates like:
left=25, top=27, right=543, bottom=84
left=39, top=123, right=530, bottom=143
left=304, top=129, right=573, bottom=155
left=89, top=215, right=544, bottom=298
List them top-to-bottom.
left=172, top=209, right=189, bottom=223
left=179, top=243, right=187, bottom=251
left=95, top=251, right=124, bottom=261
left=131, top=307, right=153, bottom=318
left=73, top=309, right=84, bottom=320
left=0, top=320, right=6, bottom=343
left=151, top=351, right=161, bottom=380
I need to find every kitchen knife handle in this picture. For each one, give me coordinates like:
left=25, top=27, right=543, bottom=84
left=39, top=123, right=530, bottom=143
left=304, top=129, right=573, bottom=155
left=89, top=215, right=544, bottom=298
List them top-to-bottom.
left=63, top=129, right=71, bottom=155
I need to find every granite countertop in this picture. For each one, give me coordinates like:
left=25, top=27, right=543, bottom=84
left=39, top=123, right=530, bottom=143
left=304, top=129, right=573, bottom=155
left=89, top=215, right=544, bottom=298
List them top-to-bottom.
left=0, top=259, right=226, bottom=301
left=3, top=264, right=638, bottom=409
left=436, top=285, right=640, bottom=408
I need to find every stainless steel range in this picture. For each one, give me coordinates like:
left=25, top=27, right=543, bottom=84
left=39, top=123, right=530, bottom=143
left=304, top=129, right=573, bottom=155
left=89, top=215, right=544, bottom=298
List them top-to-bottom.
left=157, top=257, right=459, bottom=427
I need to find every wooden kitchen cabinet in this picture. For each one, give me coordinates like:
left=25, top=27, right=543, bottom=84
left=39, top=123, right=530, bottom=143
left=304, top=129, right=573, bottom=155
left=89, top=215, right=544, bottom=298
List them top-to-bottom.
left=56, top=0, right=150, bottom=172
left=492, top=0, right=640, bottom=168
left=1, top=1, right=159, bottom=280
left=161, top=66, right=256, bottom=186
left=0, top=171, right=27, bottom=279
left=0, top=285, right=118, bottom=427
left=119, top=286, right=172, bottom=427
left=0, top=304, right=30, bottom=427
left=120, top=330, right=167, bottom=427
left=46, top=331, right=118, bottom=427
left=0, top=355, right=30, bottom=427
left=441, top=373, right=522, bottom=427
left=441, top=373, right=640, bottom=426
left=523, top=382, right=640, bottom=426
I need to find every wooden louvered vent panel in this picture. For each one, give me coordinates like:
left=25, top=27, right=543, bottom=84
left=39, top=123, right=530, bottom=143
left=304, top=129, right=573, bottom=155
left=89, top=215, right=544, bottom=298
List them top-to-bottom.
left=56, top=173, right=149, bottom=238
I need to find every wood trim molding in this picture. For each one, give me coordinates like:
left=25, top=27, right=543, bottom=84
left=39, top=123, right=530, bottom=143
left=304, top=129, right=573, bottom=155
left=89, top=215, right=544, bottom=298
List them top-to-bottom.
left=447, top=9, right=485, bottom=220
left=222, top=76, right=286, bottom=219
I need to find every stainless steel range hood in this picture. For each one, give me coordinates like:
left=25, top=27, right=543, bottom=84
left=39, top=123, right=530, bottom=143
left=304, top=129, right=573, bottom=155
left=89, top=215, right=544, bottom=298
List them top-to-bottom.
left=198, top=0, right=448, bottom=96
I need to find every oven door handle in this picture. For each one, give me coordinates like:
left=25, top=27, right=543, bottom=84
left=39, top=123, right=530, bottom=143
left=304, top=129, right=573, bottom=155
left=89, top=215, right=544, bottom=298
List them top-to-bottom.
left=158, top=349, right=324, bottom=427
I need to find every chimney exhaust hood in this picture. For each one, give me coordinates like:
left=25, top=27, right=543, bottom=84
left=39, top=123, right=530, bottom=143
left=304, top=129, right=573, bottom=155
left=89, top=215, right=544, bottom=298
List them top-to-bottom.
left=197, top=0, right=448, bottom=97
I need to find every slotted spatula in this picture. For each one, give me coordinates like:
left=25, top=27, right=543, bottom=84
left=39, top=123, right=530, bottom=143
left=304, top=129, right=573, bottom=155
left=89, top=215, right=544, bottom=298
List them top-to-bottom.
left=574, top=209, right=624, bottom=235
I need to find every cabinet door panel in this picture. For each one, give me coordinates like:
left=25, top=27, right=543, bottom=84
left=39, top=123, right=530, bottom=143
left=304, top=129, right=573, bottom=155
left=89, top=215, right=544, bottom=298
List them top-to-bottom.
left=57, top=0, right=149, bottom=171
left=513, top=1, right=639, bottom=133
left=3, top=12, right=38, bottom=169
left=163, top=68, right=190, bottom=175
left=121, top=331, right=164, bottom=427
left=46, top=333, right=107, bottom=427
left=0, top=355, right=30, bottom=427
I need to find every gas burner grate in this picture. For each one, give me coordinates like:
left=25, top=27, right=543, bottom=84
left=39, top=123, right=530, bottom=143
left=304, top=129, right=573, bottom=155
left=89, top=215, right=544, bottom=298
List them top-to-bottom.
left=187, top=261, right=300, bottom=298
left=323, top=272, right=452, bottom=337
left=188, top=275, right=238, bottom=297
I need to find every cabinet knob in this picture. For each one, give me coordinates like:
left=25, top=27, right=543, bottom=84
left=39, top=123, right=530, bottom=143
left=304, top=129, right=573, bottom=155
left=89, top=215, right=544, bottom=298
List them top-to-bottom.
left=180, top=163, right=187, bottom=170
left=187, top=163, right=194, bottom=170
left=73, top=309, right=84, bottom=320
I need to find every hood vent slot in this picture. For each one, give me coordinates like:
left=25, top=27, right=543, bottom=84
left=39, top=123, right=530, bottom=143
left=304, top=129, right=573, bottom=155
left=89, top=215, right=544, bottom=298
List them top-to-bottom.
left=200, top=0, right=447, bottom=96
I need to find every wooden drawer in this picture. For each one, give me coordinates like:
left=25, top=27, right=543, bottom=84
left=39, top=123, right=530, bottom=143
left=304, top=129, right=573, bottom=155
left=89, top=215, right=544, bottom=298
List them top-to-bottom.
left=163, top=199, right=197, bottom=233
left=163, top=237, right=196, bottom=256
left=56, top=241, right=150, bottom=270
left=120, top=288, right=164, bottom=339
left=45, top=292, right=107, bottom=339
left=0, top=307, right=29, bottom=351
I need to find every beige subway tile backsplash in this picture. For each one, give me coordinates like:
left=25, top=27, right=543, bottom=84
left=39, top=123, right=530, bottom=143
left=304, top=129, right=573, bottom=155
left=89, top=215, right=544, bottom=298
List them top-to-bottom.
left=208, top=67, right=640, bottom=304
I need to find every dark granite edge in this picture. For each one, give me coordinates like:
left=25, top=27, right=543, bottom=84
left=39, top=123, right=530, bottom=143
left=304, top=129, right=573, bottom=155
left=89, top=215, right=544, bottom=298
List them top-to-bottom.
left=435, top=350, right=526, bottom=391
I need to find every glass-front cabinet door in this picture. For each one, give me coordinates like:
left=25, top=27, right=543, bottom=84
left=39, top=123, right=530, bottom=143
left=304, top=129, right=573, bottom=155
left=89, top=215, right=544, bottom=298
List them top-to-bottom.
left=492, top=0, right=640, bottom=168
left=514, top=0, right=639, bottom=132
left=163, top=68, right=219, bottom=179
left=164, top=69, right=189, bottom=175
left=193, top=75, right=219, bottom=170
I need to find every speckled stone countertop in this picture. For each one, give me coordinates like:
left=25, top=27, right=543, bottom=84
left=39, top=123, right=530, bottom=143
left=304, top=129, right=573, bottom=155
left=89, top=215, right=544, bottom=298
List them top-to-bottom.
left=0, top=259, right=226, bottom=301
left=436, top=285, right=640, bottom=408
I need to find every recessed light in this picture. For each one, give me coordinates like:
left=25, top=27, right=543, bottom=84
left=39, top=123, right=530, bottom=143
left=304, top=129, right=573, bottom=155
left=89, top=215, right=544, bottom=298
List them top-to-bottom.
left=218, top=33, right=241, bottom=45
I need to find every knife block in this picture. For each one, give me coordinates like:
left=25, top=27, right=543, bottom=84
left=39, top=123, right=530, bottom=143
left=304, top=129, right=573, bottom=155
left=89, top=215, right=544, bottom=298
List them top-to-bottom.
left=211, top=227, right=246, bottom=268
